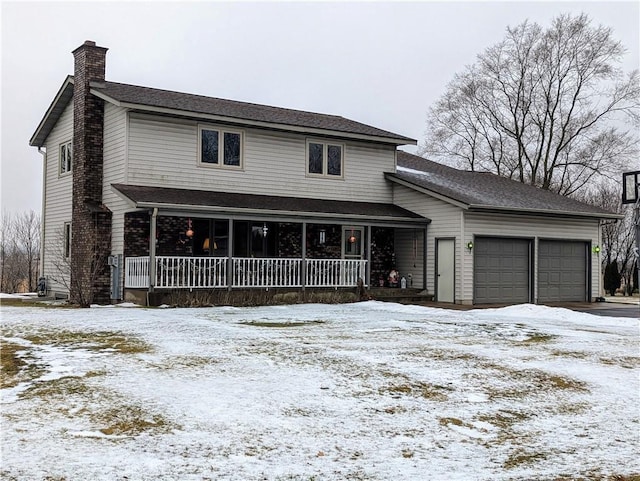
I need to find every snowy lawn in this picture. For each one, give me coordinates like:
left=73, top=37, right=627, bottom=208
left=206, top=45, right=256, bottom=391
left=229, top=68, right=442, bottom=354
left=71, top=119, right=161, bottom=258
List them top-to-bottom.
left=1, top=300, right=638, bottom=480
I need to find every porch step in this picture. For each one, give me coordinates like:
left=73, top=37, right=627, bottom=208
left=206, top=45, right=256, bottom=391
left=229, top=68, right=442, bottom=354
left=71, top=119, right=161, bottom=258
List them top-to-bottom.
left=368, top=288, right=434, bottom=304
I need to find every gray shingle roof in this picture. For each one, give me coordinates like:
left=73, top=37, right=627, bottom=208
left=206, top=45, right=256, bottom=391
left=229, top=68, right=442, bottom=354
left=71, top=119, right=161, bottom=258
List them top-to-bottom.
left=92, top=81, right=415, bottom=143
left=390, top=151, right=619, bottom=219
left=112, top=184, right=427, bottom=224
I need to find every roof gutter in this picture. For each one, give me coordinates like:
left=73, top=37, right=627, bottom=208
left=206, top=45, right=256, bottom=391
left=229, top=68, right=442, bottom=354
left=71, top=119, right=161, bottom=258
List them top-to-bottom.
left=131, top=200, right=430, bottom=226
left=467, top=204, right=624, bottom=220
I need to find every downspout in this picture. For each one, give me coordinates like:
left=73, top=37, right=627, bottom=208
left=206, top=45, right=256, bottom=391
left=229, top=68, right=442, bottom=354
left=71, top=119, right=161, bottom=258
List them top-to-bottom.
left=38, top=147, right=47, bottom=279
left=149, top=208, right=158, bottom=296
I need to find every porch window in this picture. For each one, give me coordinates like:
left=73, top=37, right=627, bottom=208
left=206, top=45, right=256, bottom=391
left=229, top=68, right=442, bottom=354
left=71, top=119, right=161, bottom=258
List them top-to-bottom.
left=199, top=125, right=243, bottom=168
left=307, top=140, right=343, bottom=178
left=59, top=141, right=72, bottom=175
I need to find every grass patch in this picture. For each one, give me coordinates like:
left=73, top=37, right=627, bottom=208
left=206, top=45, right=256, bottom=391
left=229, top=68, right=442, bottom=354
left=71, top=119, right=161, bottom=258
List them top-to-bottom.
left=0, top=298, right=73, bottom=308
left=240, top=320, right=326, bottom=328
left=24, top=329, right=152, bottom=354
left=520, top=333, right=556, bottom=344
left=0, top=340, right=45, bottom=389
left=21, top=375, right=92, bottom=400
left=380, top=381, right=449, bottom=401
left=95, top=405, right=171, bottom=436
left=503, top=449, right=547, bottom=469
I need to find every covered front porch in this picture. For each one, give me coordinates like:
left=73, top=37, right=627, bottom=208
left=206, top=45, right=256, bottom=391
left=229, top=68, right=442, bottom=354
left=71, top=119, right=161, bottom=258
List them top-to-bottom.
left=114, top=184, right=429, bottom=299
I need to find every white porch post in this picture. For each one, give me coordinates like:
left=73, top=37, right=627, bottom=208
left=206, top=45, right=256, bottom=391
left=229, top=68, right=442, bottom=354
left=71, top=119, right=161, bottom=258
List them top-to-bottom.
left=149, top=208, right=158, bottom=293
left=227, top=218, right=233, bottom=291
left=301, top=222, right=307, bottom=290
left=366, top=225, right=372, bottom=288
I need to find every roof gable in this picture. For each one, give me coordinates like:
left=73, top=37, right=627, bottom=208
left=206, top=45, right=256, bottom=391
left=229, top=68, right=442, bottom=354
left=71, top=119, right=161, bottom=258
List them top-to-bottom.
left=30, top=76, right=74, bottom=147
left=390, top=151, right=620, bottom=219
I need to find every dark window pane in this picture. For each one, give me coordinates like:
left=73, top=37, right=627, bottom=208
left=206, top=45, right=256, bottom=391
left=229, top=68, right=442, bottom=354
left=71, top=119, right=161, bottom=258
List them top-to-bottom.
left=201, top=129, right=219, bottom=164
left=223, top=132, right=241, bottom=166
left=308, top=143, right=323, bottom=174
left=328, top=145, right=342, bottom=176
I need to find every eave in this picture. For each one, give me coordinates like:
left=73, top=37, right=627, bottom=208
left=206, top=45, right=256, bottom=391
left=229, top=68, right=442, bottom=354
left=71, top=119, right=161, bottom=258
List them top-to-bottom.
left=29, top=76, right=75, bottom=147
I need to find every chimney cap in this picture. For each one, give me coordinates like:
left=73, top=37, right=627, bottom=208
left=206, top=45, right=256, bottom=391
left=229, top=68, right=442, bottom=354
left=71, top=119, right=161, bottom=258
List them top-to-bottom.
left=83, top=40, right=96, bottom=46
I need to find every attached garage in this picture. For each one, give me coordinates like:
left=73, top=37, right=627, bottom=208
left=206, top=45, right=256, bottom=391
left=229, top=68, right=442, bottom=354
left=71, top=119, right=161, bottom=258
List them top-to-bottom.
left=474, top=237, right=532, bottom=304
left=538, top=240, right=589, bottom=302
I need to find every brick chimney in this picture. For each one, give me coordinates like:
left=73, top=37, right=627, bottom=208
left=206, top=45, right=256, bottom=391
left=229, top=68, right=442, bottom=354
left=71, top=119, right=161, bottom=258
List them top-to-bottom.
left=70, top=41, right=112, bottom=305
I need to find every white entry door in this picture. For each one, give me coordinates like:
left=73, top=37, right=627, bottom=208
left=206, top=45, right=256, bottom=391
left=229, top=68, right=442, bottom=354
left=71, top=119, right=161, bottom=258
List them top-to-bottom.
left=436, top=239, right=455, bottom=303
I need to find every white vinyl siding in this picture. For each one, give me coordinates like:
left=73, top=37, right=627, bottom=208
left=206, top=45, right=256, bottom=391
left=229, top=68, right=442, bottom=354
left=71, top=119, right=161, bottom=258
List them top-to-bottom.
left=42, top=101, right=74, bottom=295
left=102, top=103, right=128, bottom=255
left=126, top=113, right=395, bottom=203
left=393, top=185, right=461, bottom=297
left=464, top=212, right=600, bottom=303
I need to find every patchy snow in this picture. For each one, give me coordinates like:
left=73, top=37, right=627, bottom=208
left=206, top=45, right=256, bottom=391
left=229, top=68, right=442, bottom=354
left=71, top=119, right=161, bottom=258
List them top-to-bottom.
left=1, top=301, right=638, bottom=480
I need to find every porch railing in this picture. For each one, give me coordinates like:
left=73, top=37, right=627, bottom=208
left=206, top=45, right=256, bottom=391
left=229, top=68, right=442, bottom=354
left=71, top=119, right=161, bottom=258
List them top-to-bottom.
left=124, top=256, right=367, bottom=289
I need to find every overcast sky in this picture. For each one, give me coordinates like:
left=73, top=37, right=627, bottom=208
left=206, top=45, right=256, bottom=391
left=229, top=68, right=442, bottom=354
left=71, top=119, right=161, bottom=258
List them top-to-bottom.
left=1, top=1, right=638, bottom=215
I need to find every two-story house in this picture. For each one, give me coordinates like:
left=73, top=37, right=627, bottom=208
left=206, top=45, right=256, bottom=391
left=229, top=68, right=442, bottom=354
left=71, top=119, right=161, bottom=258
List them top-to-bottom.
left=30, top=41, right=620, bottom=306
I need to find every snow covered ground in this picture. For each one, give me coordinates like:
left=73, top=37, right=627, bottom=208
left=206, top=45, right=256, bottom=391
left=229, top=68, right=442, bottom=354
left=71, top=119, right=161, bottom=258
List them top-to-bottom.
left=1, top=299, right=638, bottom=480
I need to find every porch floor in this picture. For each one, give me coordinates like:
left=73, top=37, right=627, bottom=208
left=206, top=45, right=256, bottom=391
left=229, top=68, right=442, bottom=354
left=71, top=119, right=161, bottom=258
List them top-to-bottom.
left=367, top=288, right=434, bottom=304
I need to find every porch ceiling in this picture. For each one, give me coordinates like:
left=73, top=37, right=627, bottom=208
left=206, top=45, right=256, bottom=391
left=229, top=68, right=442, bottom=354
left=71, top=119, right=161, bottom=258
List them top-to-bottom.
left=112, top=184, right=429, bottom=225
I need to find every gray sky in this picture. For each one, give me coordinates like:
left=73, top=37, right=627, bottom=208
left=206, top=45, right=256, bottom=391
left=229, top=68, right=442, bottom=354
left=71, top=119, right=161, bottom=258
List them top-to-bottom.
left=1, top=1, right=638, bottom=215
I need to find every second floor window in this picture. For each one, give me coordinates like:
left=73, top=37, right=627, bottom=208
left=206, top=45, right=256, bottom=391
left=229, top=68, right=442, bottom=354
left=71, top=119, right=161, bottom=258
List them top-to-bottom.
left=199, top=126, right=243, bottom=168
left=59, top=141, right=72, bottom=175
left=307, top=141, right=343, bottom=178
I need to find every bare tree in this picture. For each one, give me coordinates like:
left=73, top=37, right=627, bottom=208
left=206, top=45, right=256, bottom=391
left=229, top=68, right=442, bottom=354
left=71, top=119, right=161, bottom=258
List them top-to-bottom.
left=422, top=13, right=639, bottom=196
left=579, top=183, right=637, bottom=295
left=13, top=210, right=40, bottom=292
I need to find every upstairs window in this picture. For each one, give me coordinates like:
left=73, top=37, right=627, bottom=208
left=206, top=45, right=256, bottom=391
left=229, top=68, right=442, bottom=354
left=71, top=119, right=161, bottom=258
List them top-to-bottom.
left=199, top=126, right=243, bottom=168
left=307, top=140, right=343, bottom=178
left=59, top=141, right=72, bottom=175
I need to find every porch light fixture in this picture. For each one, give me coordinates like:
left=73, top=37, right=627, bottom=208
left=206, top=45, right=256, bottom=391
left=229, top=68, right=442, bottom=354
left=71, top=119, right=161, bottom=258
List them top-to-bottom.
left=186, top=218, right=194, bottom=238
left=262, top=223, right=269, bottom=237
left=348, top=228, right=356, bottom=244
left=319, top=229, right=326, bottom=245
left=466, top=241, right=474, bottom=252
left=593, top=245, right=601, bottom=255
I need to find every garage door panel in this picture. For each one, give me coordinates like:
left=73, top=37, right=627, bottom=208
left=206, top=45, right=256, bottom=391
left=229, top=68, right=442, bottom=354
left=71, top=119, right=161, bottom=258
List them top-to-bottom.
left=474, top=237, right=531, bottom=304
left=538, top=240, right=587, bottom=302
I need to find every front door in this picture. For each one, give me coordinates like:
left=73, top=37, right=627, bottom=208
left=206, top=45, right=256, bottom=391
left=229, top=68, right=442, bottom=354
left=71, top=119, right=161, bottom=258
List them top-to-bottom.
left=436, top=238, right=455, bottom=302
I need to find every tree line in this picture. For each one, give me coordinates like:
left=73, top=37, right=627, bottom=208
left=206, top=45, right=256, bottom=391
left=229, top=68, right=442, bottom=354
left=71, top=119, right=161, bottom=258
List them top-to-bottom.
left=1, top=210, right=41, bottom=293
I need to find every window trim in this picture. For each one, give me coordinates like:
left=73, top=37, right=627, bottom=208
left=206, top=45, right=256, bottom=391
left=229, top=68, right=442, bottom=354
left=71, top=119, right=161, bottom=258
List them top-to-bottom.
left=197, top=124, right=244, bottom=170
left=305, top=139, right=345, bottom=179
left=59, top=140, right=72, bottom=176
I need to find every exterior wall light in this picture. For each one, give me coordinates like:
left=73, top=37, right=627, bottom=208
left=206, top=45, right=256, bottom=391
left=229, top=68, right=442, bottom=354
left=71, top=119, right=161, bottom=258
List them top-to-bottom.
left=262, top=223, right=269, bottom=237
left=319, top=229, right=326, bottom=245
left=466, top=241, right=474, bottom=252
left=593, top=245, right=601, bottom=254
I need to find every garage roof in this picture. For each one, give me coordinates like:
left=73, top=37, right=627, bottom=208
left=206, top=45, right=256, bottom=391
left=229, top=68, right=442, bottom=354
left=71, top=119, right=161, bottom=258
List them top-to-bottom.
left=387, top=151, right=621, bottom=219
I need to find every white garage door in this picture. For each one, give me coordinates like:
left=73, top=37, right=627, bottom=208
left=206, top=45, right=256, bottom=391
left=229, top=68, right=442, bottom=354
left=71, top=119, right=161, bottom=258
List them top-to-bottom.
left=474, top=237, right=531, bottom=304
left=538, top=240, right=588, bottom=302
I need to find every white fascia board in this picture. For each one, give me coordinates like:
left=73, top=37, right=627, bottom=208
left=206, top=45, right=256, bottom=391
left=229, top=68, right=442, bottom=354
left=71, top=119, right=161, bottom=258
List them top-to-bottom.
left=29, top=76, right=75, bottom=147
left=89, top=90, right=416, bottom=146
left=132, top=200, right=427, bottom=226
left=468, top=204, right=624, bottom=220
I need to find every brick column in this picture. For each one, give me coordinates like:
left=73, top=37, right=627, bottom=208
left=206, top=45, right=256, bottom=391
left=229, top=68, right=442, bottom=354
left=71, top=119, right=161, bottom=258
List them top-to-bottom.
left=70, top=41, right=111, bottom=305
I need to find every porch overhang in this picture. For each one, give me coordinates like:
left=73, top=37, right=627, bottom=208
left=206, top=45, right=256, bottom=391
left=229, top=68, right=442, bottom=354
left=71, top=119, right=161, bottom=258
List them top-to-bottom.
left=112, top=184, right=430, bottom=227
